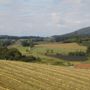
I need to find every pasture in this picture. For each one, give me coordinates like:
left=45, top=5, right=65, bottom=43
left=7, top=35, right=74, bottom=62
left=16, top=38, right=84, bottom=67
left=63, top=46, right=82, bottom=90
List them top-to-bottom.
left=12, top=43, right=88, bottom=65
left=12, top=43, right=87, bottom=55
left=34, top=43, right=87, bottom=54
left=0, top=61, right=90, bottom=90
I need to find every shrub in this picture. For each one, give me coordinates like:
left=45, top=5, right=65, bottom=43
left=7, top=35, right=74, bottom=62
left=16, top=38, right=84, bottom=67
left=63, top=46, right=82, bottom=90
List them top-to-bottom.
left=0, top=40, right=13, bottom=47
left=21, top=40, right=35, bottom=48
left=21, top=40, right=30, bottom=47
left=87, top=46, right=90, bottom=55
left=0, top=47, right=40, bottom=63
left=0, top=47, right=22, bottom=60
left=6, top=48, right=22, bottom=60
left=69, top=51, right=86, bottom=56
left=21, top=55, right=41, bottom=62
left=52, top=61, right=65, bottom=66
left=67, top=62, right=74, bottom=66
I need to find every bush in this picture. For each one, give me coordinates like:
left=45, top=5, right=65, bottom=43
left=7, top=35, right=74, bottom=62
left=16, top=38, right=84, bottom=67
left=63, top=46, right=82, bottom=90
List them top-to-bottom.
left=0, top=40, right=13, bottom=47
left=21, top=40, right=35, bottom=48
left=21, top=40, right=30, bottom=47
left=87, top=46, right=90, bottom=55
left=0, top=47, right=40, bottom=62
left=0, top=47, right=22, bottom=60
left=6, top=48, right=22, bottom=60
left=69, top=51, right=86, bottom=56
left=21, top=55, right=41, bottom=62
left=52, top=61, right=65, bottom=66
left=67, top=62, right=74, bottom=66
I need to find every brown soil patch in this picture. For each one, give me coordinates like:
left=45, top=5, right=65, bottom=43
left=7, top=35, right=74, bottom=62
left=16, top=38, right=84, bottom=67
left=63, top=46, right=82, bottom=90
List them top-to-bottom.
left=75, top=64, right=90, bottom=69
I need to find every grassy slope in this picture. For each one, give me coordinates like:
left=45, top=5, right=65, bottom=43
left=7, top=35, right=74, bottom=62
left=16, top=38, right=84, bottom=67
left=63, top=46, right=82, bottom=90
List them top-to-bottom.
left=10, top=43, right=86, bottom=55
left=11, top=43, right=89, bottom=65
left=0, top=60, right=90, bottom=90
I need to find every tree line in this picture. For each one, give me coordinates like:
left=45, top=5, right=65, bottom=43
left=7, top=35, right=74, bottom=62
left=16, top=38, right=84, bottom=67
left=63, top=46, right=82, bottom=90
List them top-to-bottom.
left=0, top=47, right=41, bottom=62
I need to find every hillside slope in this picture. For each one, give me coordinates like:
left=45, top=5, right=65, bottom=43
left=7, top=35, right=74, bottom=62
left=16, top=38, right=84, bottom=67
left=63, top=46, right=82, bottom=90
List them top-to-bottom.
left=52, top=27, right=90, bottom=41
left=68, top=27, right=90, bottom=36
left=75, top=27, right=90, bottom=35
left=0, top=61, right=90, bottom=90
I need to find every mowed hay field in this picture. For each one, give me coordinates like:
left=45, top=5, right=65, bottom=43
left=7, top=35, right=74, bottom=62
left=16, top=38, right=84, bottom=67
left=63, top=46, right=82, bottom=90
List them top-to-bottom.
left=33, top=43, right=87, bottom=54
left=0, top=61, right=90, bottom=90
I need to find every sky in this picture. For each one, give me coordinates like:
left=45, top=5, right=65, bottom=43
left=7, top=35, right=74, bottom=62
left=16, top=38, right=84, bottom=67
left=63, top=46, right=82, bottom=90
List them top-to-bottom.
left=0, top=0, right=90, bottom=36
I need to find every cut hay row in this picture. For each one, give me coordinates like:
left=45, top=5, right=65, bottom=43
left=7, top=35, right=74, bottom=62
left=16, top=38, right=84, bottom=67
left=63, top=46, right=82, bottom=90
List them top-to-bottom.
left=0, top=61, right=90, bottom=90
left=1, top=61, right=90, bottom=89
left=9, top=61, right=90, bottom=81
left=0, top=62, right=66, bottom=90
left=6, top=62, right=90, bottom=89
left=0, top=68, right=52, bottom=90
left=0, top=72, right=36, bottom=90
left=0, top=85, right=9, bottom=90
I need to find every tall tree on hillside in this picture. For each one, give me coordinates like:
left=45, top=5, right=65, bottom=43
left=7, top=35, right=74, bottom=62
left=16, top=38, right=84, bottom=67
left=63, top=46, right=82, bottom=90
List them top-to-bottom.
left=28, top=39, right=35, bottom=51
left=87, top=46, right=90, bottom=55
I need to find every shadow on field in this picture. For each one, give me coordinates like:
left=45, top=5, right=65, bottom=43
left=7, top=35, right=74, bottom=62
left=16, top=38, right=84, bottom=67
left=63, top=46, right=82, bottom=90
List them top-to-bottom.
left=47, top=54, right=87, bottom=61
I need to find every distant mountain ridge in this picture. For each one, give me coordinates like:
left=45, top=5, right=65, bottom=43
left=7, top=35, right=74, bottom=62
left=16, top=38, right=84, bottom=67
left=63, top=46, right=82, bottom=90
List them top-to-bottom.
left=0, top=27, right=90, bottom=42
left=52, top=27, right=90, bottom=42
left=69, top=27, right=90, bottom=36
left=0, top=35, right=44, bottom=42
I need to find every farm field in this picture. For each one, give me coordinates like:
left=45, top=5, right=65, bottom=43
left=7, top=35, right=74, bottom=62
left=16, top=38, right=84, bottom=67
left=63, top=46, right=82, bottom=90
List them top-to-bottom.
left=11, top=43, right=89, bottom=65
left=11, top=43, right=87, bottom=55
left=32, top=43, right=87, bottom=55
left=0, top=60, right=90, bottom=90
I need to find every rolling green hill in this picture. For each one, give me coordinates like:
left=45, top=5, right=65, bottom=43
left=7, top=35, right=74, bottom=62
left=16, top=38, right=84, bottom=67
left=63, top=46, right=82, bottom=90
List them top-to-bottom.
left=0, top=27, right=90, bottom=43
left=53, top=27, right=90, bottom=42
left=54, top=27, right=90, bottom=37
left=73, top=27, right=90, bottom=35
left=0, top=61, right=90, bottom=90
